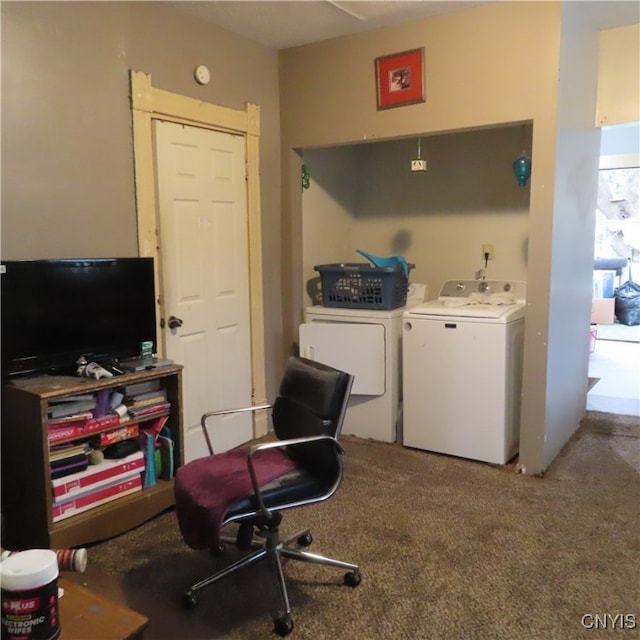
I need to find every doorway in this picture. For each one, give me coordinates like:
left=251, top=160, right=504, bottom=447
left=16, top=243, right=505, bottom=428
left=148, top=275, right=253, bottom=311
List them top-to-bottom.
left=129, top=70, right=269, bottom=459
left=154, top=121, right=253, bottom=461
left=588, top=122, right=640, bottom=416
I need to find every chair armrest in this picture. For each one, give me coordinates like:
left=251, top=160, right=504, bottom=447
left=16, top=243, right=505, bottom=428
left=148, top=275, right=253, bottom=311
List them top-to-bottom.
left=200, top=403, right=271, bottom=455
left=246, top=435, right=344, bottom=517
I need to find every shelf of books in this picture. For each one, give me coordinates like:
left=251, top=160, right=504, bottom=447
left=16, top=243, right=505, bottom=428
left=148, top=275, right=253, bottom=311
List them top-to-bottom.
left=1, top=365, right=184, bottom=549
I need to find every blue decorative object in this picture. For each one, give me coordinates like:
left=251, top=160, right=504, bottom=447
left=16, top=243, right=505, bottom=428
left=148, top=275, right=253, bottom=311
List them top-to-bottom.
left=512, top=150, right=532, bottom=187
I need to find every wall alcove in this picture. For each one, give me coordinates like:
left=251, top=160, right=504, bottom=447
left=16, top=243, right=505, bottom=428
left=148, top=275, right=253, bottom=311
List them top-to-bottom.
left=301, top=123, right=533, bottom=305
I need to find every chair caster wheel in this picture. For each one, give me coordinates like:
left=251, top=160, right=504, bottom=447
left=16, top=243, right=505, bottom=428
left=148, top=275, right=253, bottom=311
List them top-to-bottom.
left=236, top=522, right=255, bottom=549
left=297, top=532, right=313, bottom=547
left=210, top=543, right=226, bottom=556
left=344, top=569, right=361, bottom=588
left=182, top=591, right=199, bottom=609
left=273, top=614, right=294, bottom=636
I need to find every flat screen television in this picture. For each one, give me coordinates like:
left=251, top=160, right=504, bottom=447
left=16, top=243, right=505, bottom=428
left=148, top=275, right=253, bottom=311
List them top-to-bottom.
left=1, top=258, right=157, bottom=379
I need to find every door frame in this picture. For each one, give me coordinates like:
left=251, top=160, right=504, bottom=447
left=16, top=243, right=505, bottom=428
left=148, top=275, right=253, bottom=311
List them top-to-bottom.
left=129, top=69, right=268, bottom=438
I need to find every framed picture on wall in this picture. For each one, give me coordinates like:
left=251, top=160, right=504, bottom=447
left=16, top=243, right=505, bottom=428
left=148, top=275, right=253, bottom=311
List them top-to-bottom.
left=375, top=48, right=425, bottom=110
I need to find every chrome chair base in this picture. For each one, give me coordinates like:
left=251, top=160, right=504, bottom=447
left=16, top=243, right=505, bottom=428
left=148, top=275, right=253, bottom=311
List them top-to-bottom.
left=182, top=518, right=361, bottom=637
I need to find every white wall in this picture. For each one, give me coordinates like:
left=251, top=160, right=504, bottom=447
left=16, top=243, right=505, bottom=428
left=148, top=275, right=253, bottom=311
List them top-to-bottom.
left=520, top=2, right=603, bottom=473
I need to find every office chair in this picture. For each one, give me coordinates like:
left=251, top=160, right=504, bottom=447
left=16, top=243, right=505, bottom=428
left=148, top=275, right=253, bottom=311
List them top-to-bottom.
left=174, top=356, right=361, bottom=636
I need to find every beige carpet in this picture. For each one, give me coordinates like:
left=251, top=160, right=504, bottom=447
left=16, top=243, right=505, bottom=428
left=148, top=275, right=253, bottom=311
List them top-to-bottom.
left=68, top=411, right=640, bottom=640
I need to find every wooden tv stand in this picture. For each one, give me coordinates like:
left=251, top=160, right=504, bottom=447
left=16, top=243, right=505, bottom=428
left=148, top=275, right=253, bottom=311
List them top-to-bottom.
left=1, top=365, right=183, bottom=549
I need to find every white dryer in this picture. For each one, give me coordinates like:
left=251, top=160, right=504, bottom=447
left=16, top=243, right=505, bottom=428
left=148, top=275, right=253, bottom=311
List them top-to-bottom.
left=402, top=280, right=526, bottom=464
left=300, top=305, right=407, bottom=443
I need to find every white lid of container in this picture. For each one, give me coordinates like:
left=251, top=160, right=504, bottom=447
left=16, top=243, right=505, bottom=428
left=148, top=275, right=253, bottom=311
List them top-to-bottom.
left=0, top=549, right=58, bottom=591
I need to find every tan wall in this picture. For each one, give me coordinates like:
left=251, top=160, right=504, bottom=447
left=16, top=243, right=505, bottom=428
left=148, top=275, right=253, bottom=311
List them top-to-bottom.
left=2, top=0, right=636, bottom=472
left=0, top=1, right=284, bottom=398
left=280, top=1, right=626, bottom=474
left=280, top=1, right=561, bottom=337
left=286, top=3, right=636, bottom=474
left=280, top=4, right=560, bottom=148
left=597, top=23, right=640, bottom=125
left=302, top=126, right=532, bottom=304
left=301, top=146, right=359, bottom=303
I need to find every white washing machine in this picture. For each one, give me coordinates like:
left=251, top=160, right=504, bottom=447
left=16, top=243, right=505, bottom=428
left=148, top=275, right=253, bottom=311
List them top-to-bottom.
left=402, top=279, right=526, bottom=464
left=299, top=300, right=418, bottom=443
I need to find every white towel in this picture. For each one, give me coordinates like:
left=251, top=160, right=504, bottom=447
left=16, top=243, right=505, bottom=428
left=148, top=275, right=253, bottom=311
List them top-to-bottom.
left=468, top=292, right=516, bottom=306
left=440, top=298, right=471, bottom=307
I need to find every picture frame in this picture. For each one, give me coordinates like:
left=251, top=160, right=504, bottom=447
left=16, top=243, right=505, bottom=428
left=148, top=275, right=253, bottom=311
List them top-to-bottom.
left=375, top=48, right=425, bottom=110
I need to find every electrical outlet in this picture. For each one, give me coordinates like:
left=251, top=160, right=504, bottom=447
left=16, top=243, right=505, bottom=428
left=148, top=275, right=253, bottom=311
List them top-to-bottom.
left=411, top=159, right=427, bottom=172
left=482, top=244, right=494, bottom=260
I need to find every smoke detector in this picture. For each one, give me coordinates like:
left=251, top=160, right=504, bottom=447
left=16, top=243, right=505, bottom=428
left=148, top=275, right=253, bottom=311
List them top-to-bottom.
left=194, top=65, right=210, bottom=85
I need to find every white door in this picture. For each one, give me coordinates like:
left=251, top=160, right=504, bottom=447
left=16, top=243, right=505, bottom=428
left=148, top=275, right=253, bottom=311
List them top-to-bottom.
left=154, top=121, right=253, bottom=462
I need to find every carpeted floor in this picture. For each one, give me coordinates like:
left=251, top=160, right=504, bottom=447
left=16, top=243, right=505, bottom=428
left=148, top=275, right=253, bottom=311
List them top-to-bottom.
left=68, top=411, right=640, bottom=640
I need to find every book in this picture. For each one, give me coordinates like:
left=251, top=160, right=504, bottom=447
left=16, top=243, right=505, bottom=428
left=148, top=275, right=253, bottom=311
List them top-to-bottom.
left=122, top=379, right=162, bottom=397
left=125, top=389, right=167, bottom=403
left=125, top=391, right=168, bottom=408
left=50, top=394, right=95, bottom=403
left=48, top=398, right=96, bottom=419
left=127, top=402, right=171, bottom=418
left=48, top=412, right=95, bottom=427
left=48, top=414, right=121, bottom=444
left=141, top=415, right=169, bottom=436
left=93, top=423, right=140, bottom=447
left=49, top=442, right=90, bottom=462
left=51, top=451, right=145, bottom=500
left=50, top=452, right=88, bottom=470
left=50, top=457, right=89, bottom=479
left=52, top=475, right=143, bottom=523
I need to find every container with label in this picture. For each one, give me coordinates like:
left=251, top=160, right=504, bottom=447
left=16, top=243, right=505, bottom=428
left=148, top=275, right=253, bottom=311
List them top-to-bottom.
left=1, top=549, right=60, bottom=640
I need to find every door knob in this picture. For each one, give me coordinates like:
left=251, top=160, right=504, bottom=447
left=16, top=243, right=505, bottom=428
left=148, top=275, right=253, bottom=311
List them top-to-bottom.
left=167, top=315, right=183, bottom=330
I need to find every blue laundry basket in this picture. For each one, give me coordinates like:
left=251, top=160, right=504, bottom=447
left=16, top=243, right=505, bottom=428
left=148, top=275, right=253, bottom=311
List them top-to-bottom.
left=314, top=263, right=414, bottom=310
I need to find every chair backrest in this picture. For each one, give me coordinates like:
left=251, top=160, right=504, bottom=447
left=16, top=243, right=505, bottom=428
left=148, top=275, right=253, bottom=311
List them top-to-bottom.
left=272, top=356, right=353, bottom=472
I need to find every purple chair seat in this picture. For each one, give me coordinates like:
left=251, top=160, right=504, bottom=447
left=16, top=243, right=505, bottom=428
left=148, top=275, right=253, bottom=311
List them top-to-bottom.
left=174, top=447, right=297, bottom=550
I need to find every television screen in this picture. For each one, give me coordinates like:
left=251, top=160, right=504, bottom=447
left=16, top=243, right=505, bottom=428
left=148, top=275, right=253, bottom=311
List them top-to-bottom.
left=1, top=258, right=157, bottom=379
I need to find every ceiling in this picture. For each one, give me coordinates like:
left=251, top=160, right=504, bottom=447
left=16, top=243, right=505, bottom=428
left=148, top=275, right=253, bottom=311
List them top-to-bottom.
left=166, top=0, right=640, bottom=49
left=166, top=1, right=491, bottom=50
left=167, top=1, right=640, bottom=50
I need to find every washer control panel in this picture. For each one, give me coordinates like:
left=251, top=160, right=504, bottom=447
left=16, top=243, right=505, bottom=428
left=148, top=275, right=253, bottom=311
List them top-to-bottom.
left=439, top=279, right=526, bottom=300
